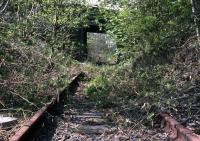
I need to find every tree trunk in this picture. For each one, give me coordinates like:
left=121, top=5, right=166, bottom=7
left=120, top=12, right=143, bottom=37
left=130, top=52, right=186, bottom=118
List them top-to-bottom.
left=191, top=0, right=200, bottom=46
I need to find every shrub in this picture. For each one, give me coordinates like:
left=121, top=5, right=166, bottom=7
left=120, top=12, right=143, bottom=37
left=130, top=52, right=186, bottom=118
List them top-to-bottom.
left=84, top=73, right=111, bottom=106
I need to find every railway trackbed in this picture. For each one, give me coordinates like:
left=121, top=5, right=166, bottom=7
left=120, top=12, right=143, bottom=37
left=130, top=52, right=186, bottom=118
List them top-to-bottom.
left=8, top=72, right=200, bottom=141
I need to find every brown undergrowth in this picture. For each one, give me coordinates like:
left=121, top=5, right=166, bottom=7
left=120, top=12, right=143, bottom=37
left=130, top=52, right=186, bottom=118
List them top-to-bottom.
left=0, top=39, right=80, bottom=140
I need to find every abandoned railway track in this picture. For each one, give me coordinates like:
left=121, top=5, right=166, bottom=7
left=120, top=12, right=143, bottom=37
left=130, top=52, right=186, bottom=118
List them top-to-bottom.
left=8, top=72, right=200, bottom=141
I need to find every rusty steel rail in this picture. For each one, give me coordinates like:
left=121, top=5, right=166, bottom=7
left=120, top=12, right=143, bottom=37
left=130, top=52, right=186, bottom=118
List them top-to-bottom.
left=9, top=72, right=86, bottom=141
left=160, top=113, right=200, bottom=141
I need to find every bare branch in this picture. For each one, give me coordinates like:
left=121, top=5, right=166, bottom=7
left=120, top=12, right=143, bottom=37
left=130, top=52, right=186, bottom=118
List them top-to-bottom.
left=0, top=0, right=9, bottom=14
left=10, top=91, right=39, bottom=109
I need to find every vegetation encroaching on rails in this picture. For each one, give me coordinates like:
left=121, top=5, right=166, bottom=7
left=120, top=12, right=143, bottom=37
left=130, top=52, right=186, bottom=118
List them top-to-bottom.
left=0, top=0, right=200, bottom=140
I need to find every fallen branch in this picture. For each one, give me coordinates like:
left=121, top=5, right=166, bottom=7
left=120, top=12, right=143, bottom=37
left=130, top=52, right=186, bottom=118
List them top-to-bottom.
left=9, top=91, right=39, bottom=109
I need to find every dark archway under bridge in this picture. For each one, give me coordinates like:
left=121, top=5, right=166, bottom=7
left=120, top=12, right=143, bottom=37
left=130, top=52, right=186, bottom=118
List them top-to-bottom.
left=69, top=6, right=118, bottom=64
left=71, top=20, right=107, bottom=62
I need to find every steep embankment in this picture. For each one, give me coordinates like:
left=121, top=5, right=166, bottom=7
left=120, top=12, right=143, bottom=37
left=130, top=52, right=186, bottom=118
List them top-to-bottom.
left=165, top=37, right=200, bottom=133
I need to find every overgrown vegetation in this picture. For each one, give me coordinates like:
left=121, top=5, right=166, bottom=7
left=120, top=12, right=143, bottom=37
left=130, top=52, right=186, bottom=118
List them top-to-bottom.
left=0, top=0, right=87, bottom=116
left=1, top=0, right=200, bottom=139
left=83, top=0, right=200, bottom=132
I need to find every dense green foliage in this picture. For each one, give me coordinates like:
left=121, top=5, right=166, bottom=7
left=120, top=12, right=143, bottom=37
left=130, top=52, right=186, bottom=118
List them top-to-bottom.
left=0, top=0, right=200, bottom=128
left=0, top=0, right=88, bottom=113
left=102, top=0, right=195, bottom=59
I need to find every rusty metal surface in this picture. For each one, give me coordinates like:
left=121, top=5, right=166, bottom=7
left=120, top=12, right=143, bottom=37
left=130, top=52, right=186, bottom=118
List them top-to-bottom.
left=9, top=73, right=85, bottom=141
left=9, top=107, right=47, bottom=141
left=161, top=114, right=200, bottom=141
